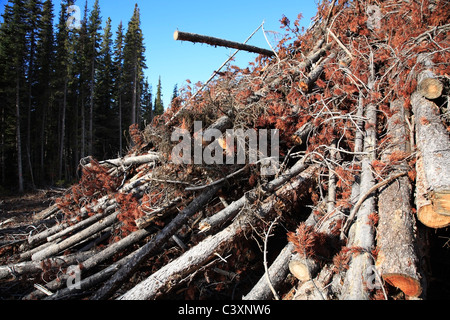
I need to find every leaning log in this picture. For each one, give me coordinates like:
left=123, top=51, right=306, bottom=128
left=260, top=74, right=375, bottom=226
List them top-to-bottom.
left=174, top=30, right=275, bottom=57
left=412, top=91, right=450, bottom=222
left=375, top=99, right=423, bottom=298
left=340, top=103, right=377, bottom=300
left=117, top=166, right=318, bottom=300
left=92, top=183, right=223, bottom=300
left=31, top=210, right=120, bottom=261
left=242, top=242, right=293, bottom=300
left=0, top=250, right=94, bottom=280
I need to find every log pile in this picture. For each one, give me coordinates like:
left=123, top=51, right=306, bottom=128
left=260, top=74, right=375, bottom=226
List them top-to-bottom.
left=1, top=0, right=449, bottom=300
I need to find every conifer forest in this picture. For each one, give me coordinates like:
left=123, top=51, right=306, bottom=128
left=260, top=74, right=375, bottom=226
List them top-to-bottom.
left=0, top=0, right=449, bottom=302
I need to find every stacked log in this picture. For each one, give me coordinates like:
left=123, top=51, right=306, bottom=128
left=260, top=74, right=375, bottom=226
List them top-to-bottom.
left=1, top=0, right=449, bottom=301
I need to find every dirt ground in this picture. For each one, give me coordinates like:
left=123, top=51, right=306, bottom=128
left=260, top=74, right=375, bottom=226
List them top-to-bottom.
left=0, top=191, right=449, bottom=300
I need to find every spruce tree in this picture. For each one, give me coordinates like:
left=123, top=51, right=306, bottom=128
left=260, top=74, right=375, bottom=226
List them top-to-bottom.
left=0, top=0, right=28, bottom=192
left=34, top=0, right=54, bottom=183
left=86, top=0, right=101, bottom=155
left=123, top=4, right=146, bottom=129
left=153, top=76, right=164, bottom=116
left=141, top=79, right=153, bottom=126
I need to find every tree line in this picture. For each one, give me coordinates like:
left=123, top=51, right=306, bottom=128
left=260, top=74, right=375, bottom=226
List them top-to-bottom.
left=0, top=0, right=168, bottom=193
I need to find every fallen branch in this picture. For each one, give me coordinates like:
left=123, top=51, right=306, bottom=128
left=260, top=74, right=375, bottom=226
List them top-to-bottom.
left=173, top=30, right=275, bottom=57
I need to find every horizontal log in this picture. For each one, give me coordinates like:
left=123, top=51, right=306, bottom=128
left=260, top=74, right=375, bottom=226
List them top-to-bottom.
left=174, top=30, right=275, bottom=57
left=98, top=152, right=160, bottom=168
left=135, top=197, right=184, bottom=229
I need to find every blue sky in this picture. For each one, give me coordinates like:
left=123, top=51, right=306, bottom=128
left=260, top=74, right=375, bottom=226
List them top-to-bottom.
left=1, top=0, right=319, bottom=108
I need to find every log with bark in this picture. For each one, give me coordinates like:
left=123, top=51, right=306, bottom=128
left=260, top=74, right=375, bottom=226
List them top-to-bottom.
left=1, top=1, right=449, bottom=302
left=174, top=30, right=275, bottom=57
left=412, top=91, right=450, bottom=227
left=375, top=99, right=423, bottom=298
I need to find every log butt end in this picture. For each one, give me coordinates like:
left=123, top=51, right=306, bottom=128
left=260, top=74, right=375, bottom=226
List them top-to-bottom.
left=173, top=30, right=180, bottom=41
left=418, top=78, right=443, bottom=100
left=429, top=190, right=450, bottom=216
left=417, top=205, right=450, bottom=229
left=289, top=259, right=319, bottom=282
left=383, top=273, right=422, bottom=297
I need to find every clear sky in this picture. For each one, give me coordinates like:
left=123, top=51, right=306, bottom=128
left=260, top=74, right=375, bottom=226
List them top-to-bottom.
left=0, top=0, right=319, bottom=108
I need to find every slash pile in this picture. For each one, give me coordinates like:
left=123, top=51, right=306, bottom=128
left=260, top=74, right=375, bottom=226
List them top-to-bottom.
left=1, top=0, right=449, bottom=300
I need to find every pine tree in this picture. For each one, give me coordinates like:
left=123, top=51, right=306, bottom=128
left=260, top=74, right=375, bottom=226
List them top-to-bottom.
left=153, top=76, right=164, bottom=116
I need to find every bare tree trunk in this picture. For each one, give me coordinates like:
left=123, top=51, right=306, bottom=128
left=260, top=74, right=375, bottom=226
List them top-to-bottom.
left=174, top=30, right=275, bottom=57
left=16, top=75, right=24, bottom=193
left=58, top=78, right=67, bottom=181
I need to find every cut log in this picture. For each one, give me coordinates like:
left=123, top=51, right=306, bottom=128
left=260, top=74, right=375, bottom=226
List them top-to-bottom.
left=174, top=30, right=275, bottom=57
left=417, top=70, right=443, bottom=100
left=412, top=91, right=450, bottom=220
left=376, top=99, right=423, bottom=298
left=340, top=103, right=377, bottom=300
left=416, top=155, right=450, bottom=228
left=199, top=156, right=310, bottom=232
left=117, top=166, right=318, bottom=300
left=91, top=183, right=223, bottom=300
left=242, top=242, right=293, bottom=300
left=0, top=250, right=94, bottom=280
left=288, top=254, right=320, bottom=282
left=293, top=265, right=334, bottom=300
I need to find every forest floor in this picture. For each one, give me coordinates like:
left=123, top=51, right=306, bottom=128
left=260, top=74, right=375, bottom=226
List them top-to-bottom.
left=0, top=190, right=449, bottom=300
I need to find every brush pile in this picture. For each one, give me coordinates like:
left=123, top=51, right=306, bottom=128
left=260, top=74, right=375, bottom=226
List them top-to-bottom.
left=1, top=0, right=449, bottom=300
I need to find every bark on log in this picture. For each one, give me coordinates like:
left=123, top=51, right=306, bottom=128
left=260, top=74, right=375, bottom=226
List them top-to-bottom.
left=174, top=30, right=275, bottom=57
left=417, top=69, right=443, bottom=100
left=412, top=92, right=450, bottom=221
left=376, top=99, right=423, bottom=297
left=340, top=103, right=377, bottom=300
left=89, top=152, right=160, bottom=169
left=199, top=156, right=310, bottom=232
left=118, top=166, right=318, bottom=300
left=92, top=183, right=223, bottom=300
left=135, top=197, right=184, bottom=229
left=32, top=204, right=59, bottom=222
left=31, top=210, right=120, bottom=261
left=242, top=242, right=293, bottom=300
left=44, top=249, right=135, bottom=300
left=0, top=250, right=94, bottom=280
left=293, top=265, right=334, bottom=300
